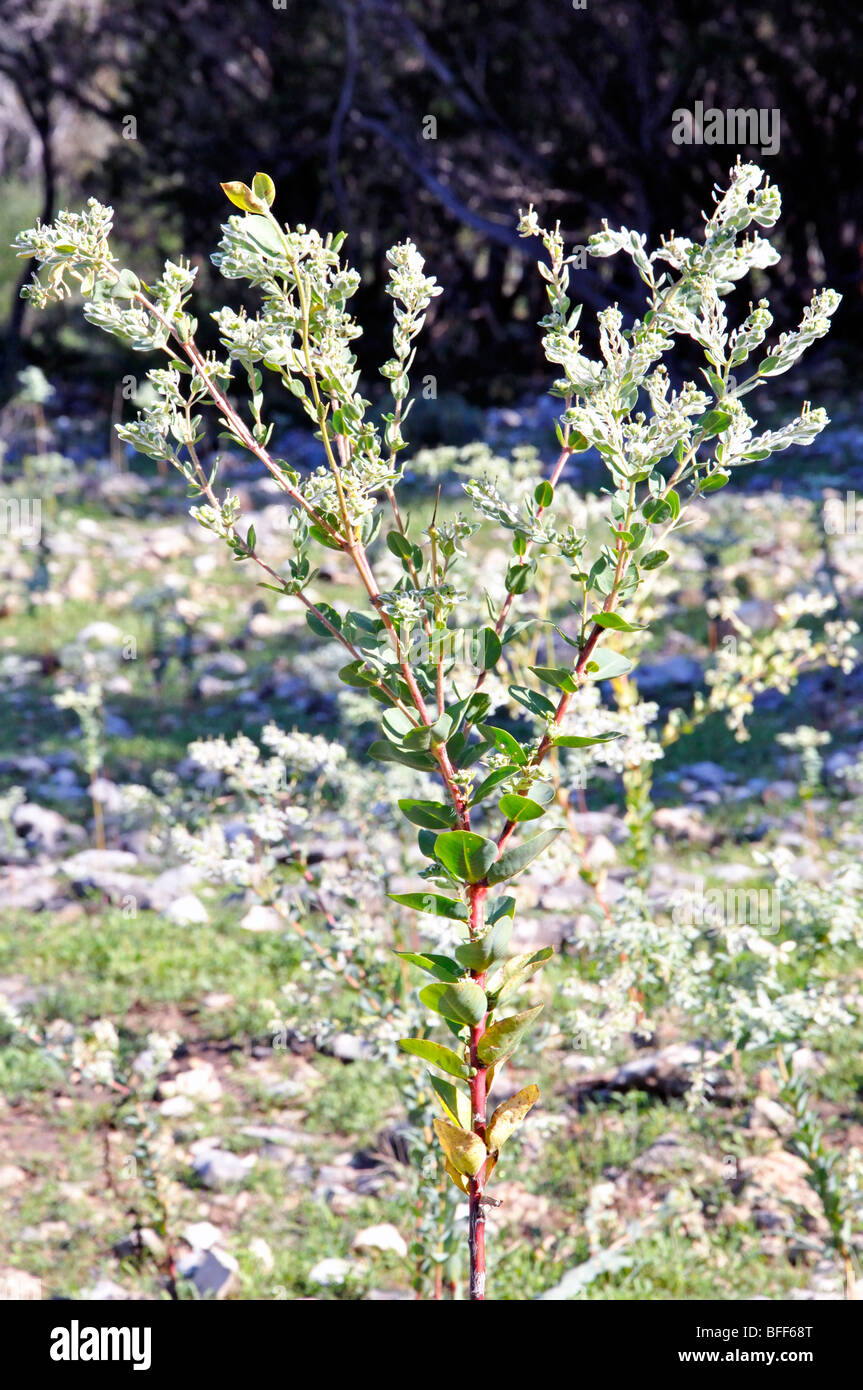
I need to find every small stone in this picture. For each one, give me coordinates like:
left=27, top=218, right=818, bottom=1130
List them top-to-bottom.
left=76, top=621, right=124, bottom=647
left=203, top=652, right=248, bottom=678
left=198, top=675, right=235, bottom=699
left=683, top=760, right=734, bottom=788
left=762, top=779, right=797, bottom=804
left=11, top=802, right=84, bottom=854
left=148, top=864, right=205, bottom=912
left=164, top=894, right=209, bottom=926
left=240, top=904, right=283, bottom=933
left=201, top=992, right=235, bottom=1012
left=330, top=1032, right=373, bottom=1062
left=162, top=1062, right=222, bottom=1104
left=160, top=1096, right=195, bottom=1119
left=747, top=1096, right=795, bottom=1137
left=191, top=1149, right=257, bottom=1189
left=0, top=1165, right=27, bottom=1190
left=182, top=1221, right=224, bottom=1251
left=352, top=1224, right=408, bottom=1258
left=249, top=1237, right=274, bottom=1270
left=177, top=1247, right=238, bottom=1299
left=309, top=1257, right=357, bottom=1287
left=0, top=1268, right=43, bottom=1300
left=82, top=1278, right=132, bottom=1300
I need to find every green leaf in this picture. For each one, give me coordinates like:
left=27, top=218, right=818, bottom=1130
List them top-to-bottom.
left=252, top=172, right=276, bottom=207
left=241, top=214, right=285, bottom=257
left=699, top=409, right=733, bottom=438
left=698, top=472, right=730, bottom=493
left=534, top=480, right=554, bottom=508
left=386, top=530, right=414, bottom=560
left=640, top=550, right=669, bottom=571
left=505, top=561, right=535, bottom=595
left=305, top=602, right=341, bottom=638
left=590, top=612, right=644, bottom=632
left=474, top=626, right=502, bottom=670
left=582, top=649, right=634, bottom=680
left=338, top=661, right=379, bottom=688
left=529, top=666, right=577, bottom=694
left=509, top=685, right=557, bottom=719
left=381, top=708, right=415, bottom=743
left=478, top=724, right=527, bottom=766
left=402, top=725, right=432, bottom=750
left=553, top=731, right=624, bottom=748
left=367, top=740, right=437, bottom=771
left=470, top=766, right=518, bottom=805
left=498, top=794, right=546, bottom=823
left=397, top=799, right=455, bottom=830
left=487, top=828, right=562, bottom=885
left=434, top=830, right=498, bottom=884
left=388, top=892, right=468, bottom=922
left=487, top=896, right=516, bottom=925
left=454, top=917, right=513, bottom=973
left=488, top=947, right=554, bottom=1007
left=396, top=951, right=462, bottom=981
left=420, top=980, right=488, bottom=1026
left=477, top=1005, right=544, bottom=1066
left=398, top=1038, right=470, bottom=1080
left=429, top=1074, right=472, bottom=1130
left=486, top=1084, right=540, bottom=1152
left=433, top=1118, right=487, bottom=1176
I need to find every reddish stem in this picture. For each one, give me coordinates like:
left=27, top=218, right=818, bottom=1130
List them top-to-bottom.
left=466, top=883, right=489, bottom=1300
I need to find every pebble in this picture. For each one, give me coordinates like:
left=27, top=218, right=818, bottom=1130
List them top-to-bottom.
left=163, top=894, right=209, bottom=925
left=191, top=1149, right=257, bottom=1189
left=351, top=1224, right=408, bottom=1258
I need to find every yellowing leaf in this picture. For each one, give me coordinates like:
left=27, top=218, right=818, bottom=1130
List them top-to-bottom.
left=220, top=180, right=266, bottom=214
left=486, top=1084, right=540, bottom=1152
left=433, top=1118, right=487, bottom=1177
left=444, top=1158, right=469, bottom=1194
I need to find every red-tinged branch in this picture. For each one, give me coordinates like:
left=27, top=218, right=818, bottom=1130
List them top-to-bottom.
left=466, top=882, right=490, bottom=1300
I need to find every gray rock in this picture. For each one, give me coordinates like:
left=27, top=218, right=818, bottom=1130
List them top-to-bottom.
left=76, top=621, right=125, bottom=647
left=202, top=652, right=248, bottom=678
left=635, top=655, right=702, bottom=693
left=197, top=675, right=236, bottom=699
left=104, top=714, right=134, bottom=738
left=682, top=760, right=735, bottom=788
left=11, top=802, right=85, bottom=854
left=653, top=805, right=714, bottom=846
left=61, top=850, right=150, bottom=905
left=147, top=864, right=205, bottom=912
left=0, top=865, right=65, bottom=911
left=163, top=894, right=209, bottom=926
left=240, top=904, right=283, bottom=933
left=330, top=1032, right=374, bottom=1062
left=630, top=1135, right=724, bottom=1180
left=191, top=1149, right=257, bottom=1189
left=182, top=1221, right=224, bottom=1251
left=177, top=1247, right=237, bottom=1299
left=309, top=1257, right=358, bottom=1287
left=82, top=1278, right=133, bottom=1300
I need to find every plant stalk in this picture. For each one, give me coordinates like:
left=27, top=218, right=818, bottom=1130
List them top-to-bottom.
left=467, top=882, right=489, bottom=1300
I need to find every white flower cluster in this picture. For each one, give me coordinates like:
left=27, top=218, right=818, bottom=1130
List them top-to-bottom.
left=559, top=683, right=662, bottom=776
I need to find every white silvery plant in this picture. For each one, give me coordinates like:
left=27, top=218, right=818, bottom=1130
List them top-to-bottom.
left=15, top=159, right=840, bottom=1300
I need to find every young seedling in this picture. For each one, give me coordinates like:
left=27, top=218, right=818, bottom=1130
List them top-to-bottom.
left=15, top=159, right=840, bottom=1298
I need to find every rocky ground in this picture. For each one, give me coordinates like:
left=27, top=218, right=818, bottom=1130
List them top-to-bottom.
left=1, top=389, right=862, bottom=1300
